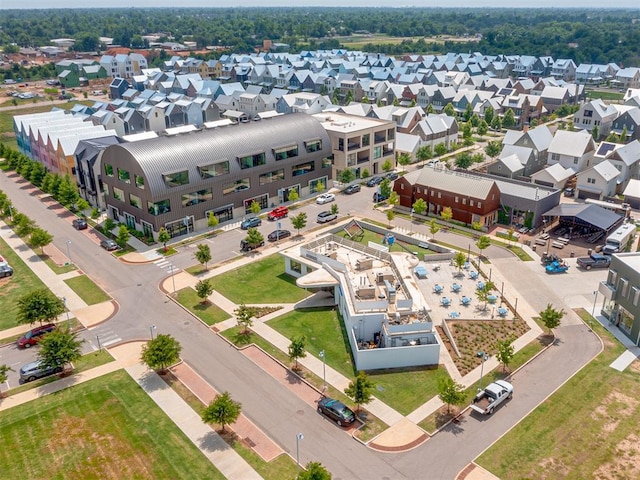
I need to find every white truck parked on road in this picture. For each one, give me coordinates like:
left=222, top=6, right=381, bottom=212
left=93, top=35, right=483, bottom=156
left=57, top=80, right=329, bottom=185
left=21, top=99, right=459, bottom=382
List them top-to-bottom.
left=603, top=223, right=635, bottom=255
left=470, top=380, right=513, bottom=415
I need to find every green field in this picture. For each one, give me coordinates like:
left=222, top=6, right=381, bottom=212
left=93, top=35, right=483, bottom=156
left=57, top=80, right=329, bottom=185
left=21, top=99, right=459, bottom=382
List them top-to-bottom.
left=0, top=236, right=48, bottom=330
left=207, top=254, right=310, bottom=304
left=64, top=274, right=111, bottom=305
left=175, top=287, right=232, bottom=325
left=0, top=370, right=224, bottom=480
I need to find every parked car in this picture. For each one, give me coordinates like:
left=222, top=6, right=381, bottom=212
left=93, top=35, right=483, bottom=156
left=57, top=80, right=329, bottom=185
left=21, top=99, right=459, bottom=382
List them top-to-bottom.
left=386, top=171, right=399, bottom=181
left=366, top=176, right=383, bottom=187
left=343, top=184, right=361, bottom=195
left=564, top=188, right=575, bottom=197
left=373, top=192, right=389, bottom=202
left=316, top=193, right=335, bottom=205
left=267, top=206, right=289, bottom=221
left=317, top=211, right=337, bottom=224
left=240, top=216, right=262, bottom=230
left=72, top=218, right=88, bottom=230
left=267, top=229, right=291, bottom=242
left=240, top=238, right=264, bottom=252
left=100, top=239, right=119, bottom=251
left=0, top=264, right=13, bottom=278
left=16, top=323, right=56, bottom=348
left=19, top=360, right=63, bottom=383
left=470, top=380, right=513, bottom=415
left=317, top=397, right=356, bottom=426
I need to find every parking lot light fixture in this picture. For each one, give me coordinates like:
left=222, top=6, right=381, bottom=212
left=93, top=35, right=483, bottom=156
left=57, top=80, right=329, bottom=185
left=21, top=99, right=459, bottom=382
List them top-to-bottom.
left=66, top=240, right=72, bottom=266
left=150, top=325, right=157, bottom=340
left=319, top=350, right=326, bottom=391
left=477, top=351, right=489, bottom=390
left=296, top=433, right=304, bottom=478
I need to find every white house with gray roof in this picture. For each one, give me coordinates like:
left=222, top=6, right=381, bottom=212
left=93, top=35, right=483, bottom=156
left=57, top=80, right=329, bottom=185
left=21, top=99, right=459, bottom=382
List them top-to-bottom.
left=547, top=130, right=596, bottom=173
left=576, top=160, right=620, bottom=200
left=531, top=163, right=574, bottom=189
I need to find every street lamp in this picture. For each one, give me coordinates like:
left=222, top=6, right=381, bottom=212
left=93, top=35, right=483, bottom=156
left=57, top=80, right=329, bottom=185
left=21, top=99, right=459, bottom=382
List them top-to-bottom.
left=8, top=204, right=13, bottom=221
left=66, top=240, right=72, bottom=266
left=591, top=290, right=598, bottom=331
left=150, top=324, right=157, bottom=340
left=319, top=350, right=326, bottom=392
left=477, top=351, right=489, bottom=390
left=296, top=432, right=304, bottom=478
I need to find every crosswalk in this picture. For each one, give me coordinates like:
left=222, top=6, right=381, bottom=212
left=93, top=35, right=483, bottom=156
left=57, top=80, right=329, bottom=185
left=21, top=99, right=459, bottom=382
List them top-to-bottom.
left=154, top=257, right=180, bottom=274
left=87, top=324, right=122, bottom=350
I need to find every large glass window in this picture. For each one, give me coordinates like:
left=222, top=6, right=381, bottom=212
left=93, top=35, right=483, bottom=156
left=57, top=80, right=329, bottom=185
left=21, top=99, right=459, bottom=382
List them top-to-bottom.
left=362, top=133, right=370, bottom=147
left=305, top=140, right=322, bottom=153
left=274, top=145, right=298, bottom=161
left=374, top=146, right=382, bottom=159
left=238, top=152, right=266, bottom=169
left=321, top=157, right=332, bottom=169
left=198, top=161, right=229, bottom=178
left=292, top=161, right=315, bottom=177
left=104, top=163, right=114, bottom=177
left=117, top=168, right=130, bottom=184
left=259, top=169, right=285, bottom=185
left=163, top=170, right=189, bottom=187
left=135, top=175, right=145, bottom=189
left=309, top=177, right=328, bottom=193
left=223, top=178, right=250, bottom=195
left=112, top=187, right=124, bottom=201
left=182, top=189, right=213, bottom=207
left=129, top=193, right=141, bottom=209
left=244, top=194, right=268, bottom=213
left=148, top=199, right=171, bottom=216
left=206, top=205, right=233, bottom=223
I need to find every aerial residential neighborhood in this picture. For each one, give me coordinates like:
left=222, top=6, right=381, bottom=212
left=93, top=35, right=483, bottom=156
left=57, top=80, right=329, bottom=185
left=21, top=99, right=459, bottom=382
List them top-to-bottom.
left=1, top=6, right=640, bottom=480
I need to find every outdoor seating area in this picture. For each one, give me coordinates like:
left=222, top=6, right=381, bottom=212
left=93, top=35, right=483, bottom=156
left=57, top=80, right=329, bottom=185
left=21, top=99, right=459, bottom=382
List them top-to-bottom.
left=414, top=265, right=428, bottom=279
left=469, top=271, right=479, bottom=280
left=451, top=283, right=462, bottom=293
left=433, top=284, right=444, bottom=294
left=461, top=296, right=472, bottom=306
left=441, top=297, right=452, bottom=307
left=497, top=307, right=509, bottom=317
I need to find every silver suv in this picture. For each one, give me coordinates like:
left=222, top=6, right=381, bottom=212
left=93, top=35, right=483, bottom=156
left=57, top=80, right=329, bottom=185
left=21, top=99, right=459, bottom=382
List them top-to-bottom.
left=317, top=211, right=337, bottom=224
left=19, top=360, right=62, bottom=383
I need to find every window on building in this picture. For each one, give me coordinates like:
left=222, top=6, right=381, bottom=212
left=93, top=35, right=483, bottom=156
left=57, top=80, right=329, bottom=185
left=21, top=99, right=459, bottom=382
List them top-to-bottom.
left=387, top=128, right=395, bottom=140
left=362, top=133, right=370, bottom=146
left=305, top=139, right=322, bottom=153
left=274, top=145, right=298, bottom=161
left=373, top=146, right=382, bottom=159
left=238, top=152, right=266, bottom=169
left=551, top=153, right=560, bottom=161
left=321, top=157, right=332, bottom=169
left=573, top=157, right=579, bottom=164
left=198, top=161, right=229, bottom=178
left=292, top=161, right=315, bottom=177
left=104, top=163, right=114, bottom=177
left=117, top=168, right=130, bottom=184
left=259, top=169, right=285, bottom=185
left=163, top=170, right=189, bottom=187
left=135, top=175, right=144, bottom=189
left=309, top=177, right=328, bottom=193
left=587, top=177, right=596, bottom=184
left=223, top=178, right=250, bottom=195
left=112, top=187, right=124, bottom=201
left=182, top=189, right=213, bottom=207
left=437, top=192, right=441, bottom=198
left=129, top=193, right=141, bottom=209
left=243, top=194, right=268, bottom=213
left=455, top=196, right=459, bottom=203
left=462, top=198, right=466, bottom=205
left=148, top=199, right=170, bottom=216
left=470, top=200, right=474, bottom=206
left=477, top=202, right=482, bottom=208
left=290, top=260, right=302, bottom=274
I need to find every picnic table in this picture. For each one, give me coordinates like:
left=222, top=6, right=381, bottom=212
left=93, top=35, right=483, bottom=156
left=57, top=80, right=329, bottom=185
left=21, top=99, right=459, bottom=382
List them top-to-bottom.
left=469, top=271, right=479, bottom=280
left=477, top=281, right=486, bottom=290
left=452, top=283, right=462, bottom=293
left=433, top=284, right=444, bottom=294
left=487, top=294, right=498, bottom=304
left=461, top=296, right=472, bottom=306
left=441, top=297, right=451, bottom=307
left=497, top=307, right=508, bottom=317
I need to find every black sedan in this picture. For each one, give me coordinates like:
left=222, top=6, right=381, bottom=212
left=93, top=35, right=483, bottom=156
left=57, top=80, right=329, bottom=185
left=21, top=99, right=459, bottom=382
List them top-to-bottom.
left=366, top=176, right=383, bottom=187
left=343, top=184, right=361, bottom=195
left=72, top=218, right=88, bottom=230
left=267, top=229, right=291, bottom=242
left=317, top=397, right=356, bottom=426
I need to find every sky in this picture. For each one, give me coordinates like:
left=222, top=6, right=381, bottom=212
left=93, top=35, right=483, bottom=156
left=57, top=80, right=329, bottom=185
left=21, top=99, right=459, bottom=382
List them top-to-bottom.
left=7, top=1, right=640, bottom=9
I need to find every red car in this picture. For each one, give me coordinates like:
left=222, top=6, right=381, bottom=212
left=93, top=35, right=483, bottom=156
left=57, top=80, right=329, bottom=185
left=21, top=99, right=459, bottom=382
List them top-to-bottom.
left=16, top=323, right=56, bottom=348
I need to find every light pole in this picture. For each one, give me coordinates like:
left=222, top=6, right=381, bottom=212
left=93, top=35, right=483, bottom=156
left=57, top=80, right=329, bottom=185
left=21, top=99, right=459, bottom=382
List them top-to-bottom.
left=8, top=204, right=13, bottom=221
left=66, top=240, right=72, bottom=266
left=591, top=290, right=598, bottom=331
left=62, top=297, right=71, bottom=327
left=150, top=324, right=157, bottom=340
left=319, top=350, right=326, bottom=392
left=477, top=351, right=489, bottom=390
left=296, top=432, right=304, bottom=478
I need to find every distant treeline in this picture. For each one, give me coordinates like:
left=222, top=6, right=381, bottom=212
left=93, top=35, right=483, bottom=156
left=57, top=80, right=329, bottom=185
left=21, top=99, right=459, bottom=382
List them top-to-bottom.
left=2, top=8, right=639, bottom=66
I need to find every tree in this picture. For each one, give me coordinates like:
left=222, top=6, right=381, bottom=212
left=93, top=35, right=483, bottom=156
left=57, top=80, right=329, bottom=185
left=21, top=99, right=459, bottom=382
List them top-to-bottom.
left=443, top=103, right=456, bottom=117
left=463, top=103, right=473, bottom=122
left=484, top=106, right=494, bottom=125
left=502, top=108, right=516, bottom=128
left=470, top=113, right=481, bottom=128
left=491, top=115, right=502, bottom=131
left=462, top=122, right=473, bottom=140
left=591, top=125, right=599, bottom=141
left=485, top=140, right=502, bottom=159
left=434, top=143, right=448, bottom=157
left=416, top=145, right=433, bottom=167
left=455, top=151, right=473, bottom=169
left=397, top=152, right=412, bottom=172
left=381, top=159, right=393, bottom=173
left=338, top=168, right=356, bottom=184
left=361, top=168, right=370, bottom=178
left=57, top=175, right=80, bottom=208
left=379, top=178, right=392, bottom=200
left=287, top=189, right=299, bottom=203
left=387, top=191, right=399, bottom=208
left=76, top=198, right=90, bottom=213
left=412, top=198, right=427, bottom=216
left=249, top=200, right=261, bottom=216
left=330, top=203, right=339, bottom=215
left=440, top=206, right=453, bottom=223
left=386, top=209, right=395, bottom=228
left=207, top=212, right=219, bottom=230
left=291, top=212, right=307, bottom=235
left=14, top=213, right=35, bottom=237
left=103, top=217, right=116, bottom=234
left=429, top=219, right=440, bottom=240
left=116, top=224, right=130, bottom=248
left=29, top=227, right=53, bottom=255
left=158, top=227, right=171, bottom=252
left=245, top=227, right=264, bottom=249
left=506, top=227, right=516, bottom=246
left=476, top=235, right=491, bottom=260
left=194, top=243, right=212, bottom=270
left=453, top=251, right=466, bottom=273
left=195, top=279, right=214, bottom=304
left=476, top=280, right=496, bottom=310
left=17, top=288, right=65, bottom=326
left=235, top=303, right=254, bottom=333
left=539, top=303, right=565, bottom=334
left=37, top=327, right=84, bottom=372
left=140, top=333, right=182, bottom=374
left=288, top=335, right=307, bottom=370
left=496, top=338, right=515, bottom=372
left=0, top=364, right=13, bottom=396
left=344, top=371, right=374, bottom=413
left=437, top=376, right=466, bottom=414
left=201, top=391, right=241, bottom=433
left=299, top=462, right=332, bottom=480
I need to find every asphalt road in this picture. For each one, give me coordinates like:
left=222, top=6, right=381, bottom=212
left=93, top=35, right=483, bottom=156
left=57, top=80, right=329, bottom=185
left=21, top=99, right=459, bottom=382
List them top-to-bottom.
left=0, top=171, right=603, bottom=479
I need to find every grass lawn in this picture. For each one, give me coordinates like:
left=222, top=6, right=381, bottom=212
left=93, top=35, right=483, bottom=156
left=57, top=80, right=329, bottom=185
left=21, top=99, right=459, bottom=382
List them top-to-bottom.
left=335, top=228, right=434, bottom=259
left=0, top=236, right=48, bottom=330
left=39, top=253, right=77, bottom=274
left=207, top=254, right=309, bottom=304
left=64, top=274, right=111, bottom=305
left=175, top=287, right=231, bottom=326
left=476, top=309, right=636, bottom=479
left=0, top=370, right=224, bottom=480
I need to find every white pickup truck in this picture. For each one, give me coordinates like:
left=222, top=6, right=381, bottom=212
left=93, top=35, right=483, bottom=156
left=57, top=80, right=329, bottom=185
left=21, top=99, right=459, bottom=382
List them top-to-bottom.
left=470, top=380, right=513, bottom=415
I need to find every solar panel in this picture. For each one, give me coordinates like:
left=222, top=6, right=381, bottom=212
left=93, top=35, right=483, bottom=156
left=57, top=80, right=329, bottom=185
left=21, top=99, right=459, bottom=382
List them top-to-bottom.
left=596, top=142, right=616, bottom=156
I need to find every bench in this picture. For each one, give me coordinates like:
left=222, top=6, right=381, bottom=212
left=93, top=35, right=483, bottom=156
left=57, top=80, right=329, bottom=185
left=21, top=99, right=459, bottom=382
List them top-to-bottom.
left=558, top=237, right=570, bottom=244
left=535, top=238, right=548, bottom=246
left=552, top=241, right=565, bottom=249
left=418, top=242, right=430, bottom=249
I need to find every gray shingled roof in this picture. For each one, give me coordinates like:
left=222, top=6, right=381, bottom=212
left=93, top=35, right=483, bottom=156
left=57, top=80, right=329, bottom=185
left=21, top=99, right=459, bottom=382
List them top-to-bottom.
left=107, top=113, right=329, bottom=197
left=414, top=167, right=496, bottom=198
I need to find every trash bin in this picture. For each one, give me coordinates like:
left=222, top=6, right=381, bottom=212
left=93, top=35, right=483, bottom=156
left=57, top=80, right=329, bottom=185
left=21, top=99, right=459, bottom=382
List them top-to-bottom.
left=532, top=245, right=536, bottom=252
left=587, top=248, right=592, bottom=255
left=570, top=251, right=575, bottom=257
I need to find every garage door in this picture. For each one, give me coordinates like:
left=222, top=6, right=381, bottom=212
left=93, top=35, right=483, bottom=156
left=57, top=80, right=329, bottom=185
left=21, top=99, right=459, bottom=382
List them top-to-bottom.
left=578, top=189, right=600, bottom=200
